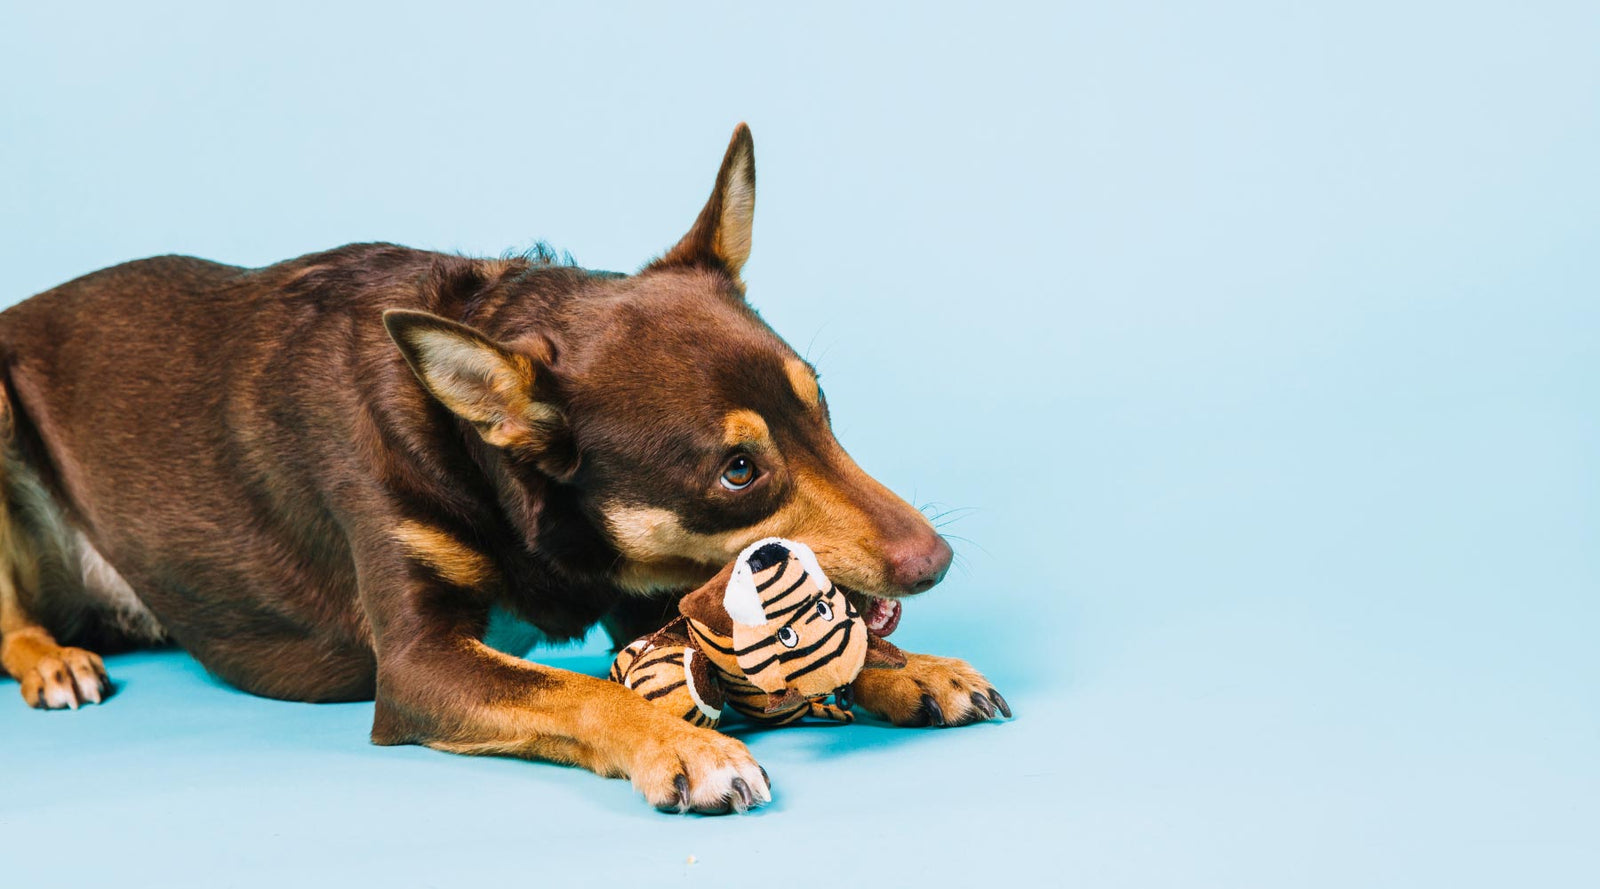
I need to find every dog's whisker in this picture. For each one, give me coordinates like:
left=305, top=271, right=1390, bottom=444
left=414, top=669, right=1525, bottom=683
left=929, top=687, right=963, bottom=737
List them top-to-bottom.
left=803, top=324, right=834, bottom=366
left=921, top=503, right=980, bottom=530
left=938, top=532, right=991, bottom=560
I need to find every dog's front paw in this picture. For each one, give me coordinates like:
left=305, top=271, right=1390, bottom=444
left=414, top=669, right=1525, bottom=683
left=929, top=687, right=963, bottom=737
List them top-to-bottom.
left=15, top=645, right=110, bottom=710
left=851, top=652, right=1011, bottom=727
left=630, top=720, right=772, bottom=815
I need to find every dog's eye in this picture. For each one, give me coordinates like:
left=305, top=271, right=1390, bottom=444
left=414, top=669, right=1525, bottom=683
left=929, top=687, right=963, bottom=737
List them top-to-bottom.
left=720, top=456, right=757, bottom=491
left=815, top=600, right=834, bottom=621
left=776, top=626, right=799, bottom=648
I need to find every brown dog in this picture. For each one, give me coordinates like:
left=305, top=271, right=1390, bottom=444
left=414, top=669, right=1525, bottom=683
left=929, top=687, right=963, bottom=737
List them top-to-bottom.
left=0, top=125, right=1007, bottom=812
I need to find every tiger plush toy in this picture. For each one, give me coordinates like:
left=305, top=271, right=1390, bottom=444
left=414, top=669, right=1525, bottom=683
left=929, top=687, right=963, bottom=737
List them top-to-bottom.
left=609, top=538, right=906, bottom=728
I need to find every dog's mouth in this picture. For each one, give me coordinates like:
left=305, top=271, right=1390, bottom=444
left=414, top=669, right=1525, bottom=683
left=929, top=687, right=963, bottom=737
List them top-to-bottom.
left=842, top=587, right=902, bottom=637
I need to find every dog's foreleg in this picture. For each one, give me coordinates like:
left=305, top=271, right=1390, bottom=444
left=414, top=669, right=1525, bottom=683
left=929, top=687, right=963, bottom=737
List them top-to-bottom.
left=0, top=390, right=110, bottom=709
left=0, top=522, right=111, bottom=710
left=356, top=524, right=770, bottom=813
left=850, top=651, right=1012, bottom=728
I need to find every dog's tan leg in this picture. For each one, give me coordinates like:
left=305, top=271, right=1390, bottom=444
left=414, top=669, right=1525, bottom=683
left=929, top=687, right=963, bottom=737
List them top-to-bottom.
left=0, top=387, right=111, bottom=709
left=0, top=514, right=109, bottom=709
left=361, top=523, right=770, bottom=813
left=0, top=625, right=111, bottom=710
left=374, top=637, right=770, bottom=812
left=851, top=651, right=1011, bottom=727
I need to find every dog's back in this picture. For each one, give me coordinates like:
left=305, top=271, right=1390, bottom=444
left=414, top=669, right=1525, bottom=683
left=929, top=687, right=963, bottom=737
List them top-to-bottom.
left=0, top=245, right=584, bottom=700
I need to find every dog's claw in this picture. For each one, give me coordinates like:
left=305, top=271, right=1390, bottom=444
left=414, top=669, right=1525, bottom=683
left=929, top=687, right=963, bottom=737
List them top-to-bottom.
left=18, top=646, right=111, bottom=711
left=987, top=688, right=1012, bottom=719
left=970, top=691, right=995, bottom=719
left=921, top=693, right=945, bottom=727
left=759, top=766, right=771, bottom=794
left=658, top=773, right=690, bottom=813
left=731, top=777, right=754, bottom=813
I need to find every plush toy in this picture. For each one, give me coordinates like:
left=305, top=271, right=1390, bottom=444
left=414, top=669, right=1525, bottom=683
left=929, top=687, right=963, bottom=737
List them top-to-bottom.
left=610, top=537, right=906, bottom=727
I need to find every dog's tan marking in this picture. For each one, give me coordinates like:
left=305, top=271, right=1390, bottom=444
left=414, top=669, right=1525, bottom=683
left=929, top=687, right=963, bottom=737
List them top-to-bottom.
left=784, top=360, right=820, bottom=409
left=0, top=391, right=113, bottom=709
left=722, top=409, right=771, bottom=449
left=602, top=448, right=931, bottom=596
left=603, top=507, right=715, bottom=595
left=393, top=521, right=496, bottom=588
left=386, top=639, right=770, bottom=811
left=851, top=652, right=1008, bottom=727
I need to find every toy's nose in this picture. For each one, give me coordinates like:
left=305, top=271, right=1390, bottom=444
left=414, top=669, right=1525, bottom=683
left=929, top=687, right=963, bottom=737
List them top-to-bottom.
left=885, top=532, right=952, bottom=594
left=745, top=541, right=790, bottom=573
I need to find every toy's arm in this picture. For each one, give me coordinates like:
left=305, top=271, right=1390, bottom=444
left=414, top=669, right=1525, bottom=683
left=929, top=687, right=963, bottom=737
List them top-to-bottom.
left=804, top=699, right=856, bottom=724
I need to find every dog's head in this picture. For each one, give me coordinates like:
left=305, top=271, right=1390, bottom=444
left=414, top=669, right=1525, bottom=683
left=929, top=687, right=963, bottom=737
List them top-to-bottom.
left=384, top=125, right=950, bottom=618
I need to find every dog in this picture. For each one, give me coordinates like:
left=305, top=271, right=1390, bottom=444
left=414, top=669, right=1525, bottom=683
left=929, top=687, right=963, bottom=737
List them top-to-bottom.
left=0, top=124, right=1008, bottom=813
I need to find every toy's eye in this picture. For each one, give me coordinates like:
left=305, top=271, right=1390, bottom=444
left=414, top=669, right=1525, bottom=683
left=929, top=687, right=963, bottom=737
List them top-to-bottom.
left=720, top=456, right=757, bottom=491
left=815, top=600, right=834, bottom=621
left=776, top=626, right=798, bottom=648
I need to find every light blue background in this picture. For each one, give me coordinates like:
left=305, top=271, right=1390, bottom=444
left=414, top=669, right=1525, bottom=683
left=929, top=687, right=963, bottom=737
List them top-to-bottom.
left=2, top=2, right=1596, bottom=886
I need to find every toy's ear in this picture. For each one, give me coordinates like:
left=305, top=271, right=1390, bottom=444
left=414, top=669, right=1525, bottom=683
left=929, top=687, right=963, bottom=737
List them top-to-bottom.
left=678, top=562, right=736, bottom=636
left=864, top=634, right=907, bottom=670
left=763, top=687, right=807, bottom=714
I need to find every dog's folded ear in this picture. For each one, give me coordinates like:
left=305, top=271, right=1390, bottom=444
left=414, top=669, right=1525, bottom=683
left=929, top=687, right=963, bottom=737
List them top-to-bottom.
left=649, top=123, right=755, bottom=280
left=382, top=309, right=575, bottom=477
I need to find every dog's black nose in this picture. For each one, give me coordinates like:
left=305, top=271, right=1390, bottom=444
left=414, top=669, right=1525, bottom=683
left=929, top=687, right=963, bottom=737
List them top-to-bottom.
left=746, top=542, right=790, bottom=574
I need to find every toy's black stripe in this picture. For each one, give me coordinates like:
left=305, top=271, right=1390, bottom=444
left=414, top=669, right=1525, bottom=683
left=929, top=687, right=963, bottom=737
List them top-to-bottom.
left=755, top=560, right=794, bottom=592
left=765, top=570, right=814, bottom=608
left=763, top=592, right=816, bottom=621
left=740, top=619, right=853, bottom=676
left=784, top=622, right=855, bottom=682
left=688, top=623, right=735, bottom=653
left=732, top=634, right=779, bottom=657
left=631, top=651, right=683, bottom=673
left=642, top=679, right=688, bottom=701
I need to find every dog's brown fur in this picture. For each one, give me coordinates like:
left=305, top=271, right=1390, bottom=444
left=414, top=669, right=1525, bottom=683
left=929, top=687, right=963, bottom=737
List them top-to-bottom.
left=0, top=125, right=1004, bottom=812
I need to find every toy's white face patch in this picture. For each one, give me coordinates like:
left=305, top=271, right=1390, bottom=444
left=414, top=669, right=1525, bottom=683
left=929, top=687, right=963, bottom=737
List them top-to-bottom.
left=723, top=537, right=828, bottom=627
left=723, top=538, right=868, bottom=698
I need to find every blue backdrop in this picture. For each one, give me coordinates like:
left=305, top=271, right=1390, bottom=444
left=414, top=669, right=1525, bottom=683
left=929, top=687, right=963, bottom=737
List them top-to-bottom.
left=2, top=2, right=1595, bottom=886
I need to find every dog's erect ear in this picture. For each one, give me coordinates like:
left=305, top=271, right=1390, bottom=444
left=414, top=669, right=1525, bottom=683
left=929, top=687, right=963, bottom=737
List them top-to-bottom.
left=649, top=123, right=755, bottom=278
left=382, top=310, right=569, bottom=463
